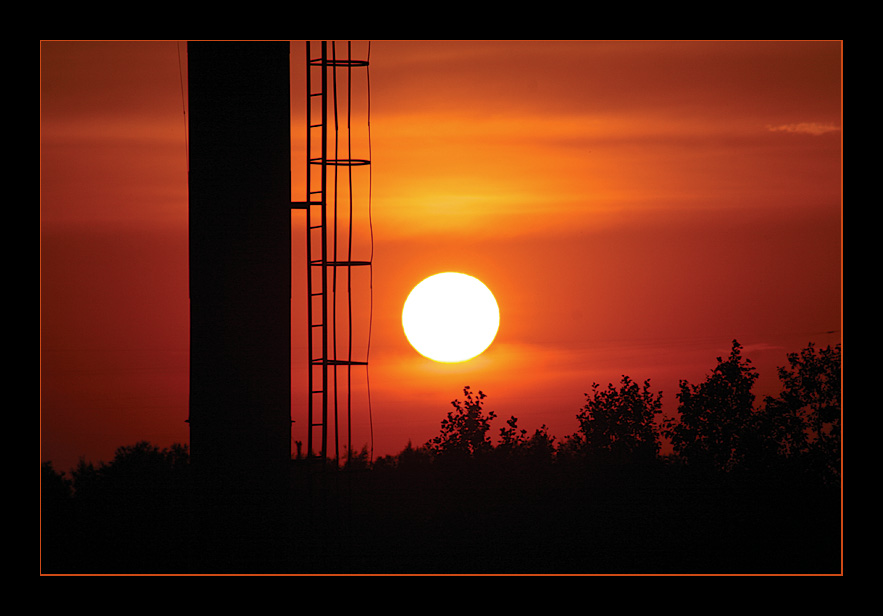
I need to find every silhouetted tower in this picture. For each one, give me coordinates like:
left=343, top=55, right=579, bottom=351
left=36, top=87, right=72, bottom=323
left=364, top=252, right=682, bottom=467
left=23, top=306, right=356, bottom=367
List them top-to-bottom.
left=188, top=41, right=372, bottom=482
left=293, top=41, right=372, bottom=464
left=187, top=42, right=292, bottom=486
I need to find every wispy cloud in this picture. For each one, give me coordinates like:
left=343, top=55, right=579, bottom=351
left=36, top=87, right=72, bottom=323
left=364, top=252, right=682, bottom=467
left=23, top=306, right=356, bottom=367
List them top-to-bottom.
left=767, top=122, right=840, bottom=136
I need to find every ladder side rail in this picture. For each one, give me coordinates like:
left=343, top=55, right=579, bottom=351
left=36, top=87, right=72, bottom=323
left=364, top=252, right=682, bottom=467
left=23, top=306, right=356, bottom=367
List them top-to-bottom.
left=319, top=40, right=329, bottom=461
left=304, top=41, right=315, bottom=459
left=331, top=41, right=341, bottom=464
left=347, top=41, right=355, bottom=464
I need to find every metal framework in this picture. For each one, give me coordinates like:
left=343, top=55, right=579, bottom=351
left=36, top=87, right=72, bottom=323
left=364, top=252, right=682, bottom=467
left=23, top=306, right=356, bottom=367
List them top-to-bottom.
left=292, top=41, right=371, bottom=464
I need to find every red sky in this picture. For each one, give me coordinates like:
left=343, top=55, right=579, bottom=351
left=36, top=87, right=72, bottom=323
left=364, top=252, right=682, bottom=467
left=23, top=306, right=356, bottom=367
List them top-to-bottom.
left=40, top=40, right=842, bottom=472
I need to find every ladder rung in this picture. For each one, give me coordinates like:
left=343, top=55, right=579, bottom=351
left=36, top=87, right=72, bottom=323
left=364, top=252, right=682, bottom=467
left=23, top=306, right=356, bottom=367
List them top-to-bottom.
left=309, top=58, right=369, bottom=69
left=325, top=59, right=369, bottom=68
left=311, top=158, right=370, bottom=167
left=327, top=158, right=370, bottom=167
left=310, top=259, right=371, bottom=266
left=311, top=359, right=369, bottom=366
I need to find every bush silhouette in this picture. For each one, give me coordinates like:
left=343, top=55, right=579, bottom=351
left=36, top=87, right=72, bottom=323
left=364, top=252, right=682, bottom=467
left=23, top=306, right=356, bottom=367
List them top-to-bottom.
left=663, top=340, right=760, bottom=472
left=760, top=342, right=841, bottom=483
left=575, top=375, right=663, bottom=465
left=426, top=386, right=496, bottom=462
left=497, top=415, right=557, bottom=465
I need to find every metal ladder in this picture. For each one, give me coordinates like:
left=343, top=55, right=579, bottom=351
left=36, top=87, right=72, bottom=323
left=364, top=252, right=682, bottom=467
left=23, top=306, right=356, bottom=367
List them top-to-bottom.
left=292, top=41, right=370, bottom=463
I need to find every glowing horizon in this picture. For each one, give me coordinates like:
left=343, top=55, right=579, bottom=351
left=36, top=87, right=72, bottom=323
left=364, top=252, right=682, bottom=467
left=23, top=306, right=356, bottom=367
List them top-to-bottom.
left=40, top=40, right=842, bottom=472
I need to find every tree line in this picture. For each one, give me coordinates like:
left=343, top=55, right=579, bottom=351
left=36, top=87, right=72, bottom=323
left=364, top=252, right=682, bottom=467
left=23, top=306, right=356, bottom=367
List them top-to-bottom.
left=40, top=339, right=841, bottom=573
left=42, top=339, right=841, bottom=497
left=367, top=339, right=840, bottom=486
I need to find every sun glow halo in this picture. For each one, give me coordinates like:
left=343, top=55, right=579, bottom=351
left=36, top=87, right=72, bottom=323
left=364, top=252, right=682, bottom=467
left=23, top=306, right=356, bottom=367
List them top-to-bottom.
left=402, top=272, right=500, bottom=363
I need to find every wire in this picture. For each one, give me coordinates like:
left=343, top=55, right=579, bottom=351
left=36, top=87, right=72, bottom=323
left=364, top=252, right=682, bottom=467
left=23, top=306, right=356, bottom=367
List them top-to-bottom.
left=347, top=40, right=354, bottom=465
left=366, top=40, right=374, bottom=463
left=177, top=41, right=189, bottom=173
left=332, top=41, right=340, bottom=464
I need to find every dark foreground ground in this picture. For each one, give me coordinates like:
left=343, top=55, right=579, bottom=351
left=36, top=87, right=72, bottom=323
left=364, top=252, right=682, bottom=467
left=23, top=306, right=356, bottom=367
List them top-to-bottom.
left=41, top=460, right=841, bottom=575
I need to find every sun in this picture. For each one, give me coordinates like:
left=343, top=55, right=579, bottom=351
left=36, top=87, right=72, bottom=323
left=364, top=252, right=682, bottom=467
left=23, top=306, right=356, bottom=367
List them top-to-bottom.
left=402, top=272, right=500, bottom=363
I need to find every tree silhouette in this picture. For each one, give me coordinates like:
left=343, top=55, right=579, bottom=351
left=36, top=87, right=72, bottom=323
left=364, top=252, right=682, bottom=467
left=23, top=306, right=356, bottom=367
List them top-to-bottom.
left=664, top=340, right=759, bottom=472
left=761, top=342, right=841, bottom=483
left=574, top=375, right=663, bottom=464
left=427, top=386, right=496, bottom=461
left=497, top=415, right=557, bottom=464
left=498, top=415, right=529, bottom=452
left=372, top=440, right=434, bottom=472
left=65, top=441, right=191, bottom=532
left=42, top=442, right=193, bottom=573
left=343, top=444, right=372, bottom=471
left=70, top=457, right=100, bottom=503
left=42, top=461, right=72, bottom=503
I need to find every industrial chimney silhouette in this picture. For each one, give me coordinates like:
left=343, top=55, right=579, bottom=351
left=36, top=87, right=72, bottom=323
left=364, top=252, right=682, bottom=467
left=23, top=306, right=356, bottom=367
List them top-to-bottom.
left=187, top=42, right=292, bottom=488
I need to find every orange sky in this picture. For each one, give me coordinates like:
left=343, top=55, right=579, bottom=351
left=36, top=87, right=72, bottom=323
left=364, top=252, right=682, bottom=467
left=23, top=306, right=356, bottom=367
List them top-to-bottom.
left=40, top=40, right=842, bottom=472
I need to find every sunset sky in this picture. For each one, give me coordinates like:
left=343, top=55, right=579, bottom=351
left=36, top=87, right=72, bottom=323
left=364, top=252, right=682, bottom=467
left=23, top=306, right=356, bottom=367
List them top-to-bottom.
left=40, top=40, right=842, bottom=472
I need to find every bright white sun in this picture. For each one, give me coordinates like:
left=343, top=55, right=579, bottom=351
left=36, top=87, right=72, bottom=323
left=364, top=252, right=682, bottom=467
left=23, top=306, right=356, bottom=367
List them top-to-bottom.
left=402, top=272, right=500, bottom=363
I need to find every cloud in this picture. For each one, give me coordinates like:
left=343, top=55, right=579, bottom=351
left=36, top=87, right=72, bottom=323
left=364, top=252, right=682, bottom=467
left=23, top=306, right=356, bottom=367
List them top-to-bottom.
left=767, top=122, right=840, bottom=136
